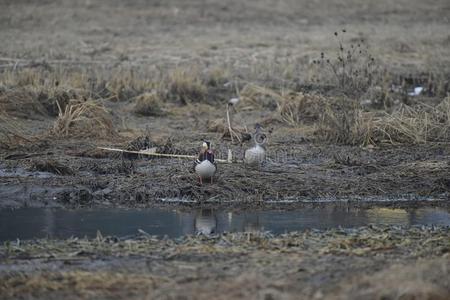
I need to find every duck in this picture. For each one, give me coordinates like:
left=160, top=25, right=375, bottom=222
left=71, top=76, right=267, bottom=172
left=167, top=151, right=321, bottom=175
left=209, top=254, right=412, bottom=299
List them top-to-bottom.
left=244, top=124, right=266, bottom=166
left=193, top=141, right=217, bottom=184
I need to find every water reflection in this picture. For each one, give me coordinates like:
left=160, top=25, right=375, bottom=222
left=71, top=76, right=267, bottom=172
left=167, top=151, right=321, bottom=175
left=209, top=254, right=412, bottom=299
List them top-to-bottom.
left=0, top=207, right=449, bottom=241
left=195, top=209, right=217, bottom=235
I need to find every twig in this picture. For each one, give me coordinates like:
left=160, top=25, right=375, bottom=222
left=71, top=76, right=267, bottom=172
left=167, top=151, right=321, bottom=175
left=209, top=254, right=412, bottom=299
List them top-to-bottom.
left=226, top=104, right=242, bottom=143
left=226, top=104, right=234, bottom=143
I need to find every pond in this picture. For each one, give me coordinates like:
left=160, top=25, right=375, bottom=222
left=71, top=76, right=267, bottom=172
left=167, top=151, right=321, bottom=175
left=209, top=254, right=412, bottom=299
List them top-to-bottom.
left=1, top=206, right=449, bottom=241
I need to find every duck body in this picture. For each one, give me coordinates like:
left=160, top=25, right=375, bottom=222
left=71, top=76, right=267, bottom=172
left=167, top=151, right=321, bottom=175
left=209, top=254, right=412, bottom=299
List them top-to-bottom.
left=244, top=124, right=267, bottom=166
left=193, top=141, right=217, bottom=184
left=244, top=144, right=266, bottom=166
left=195, top=158, right=216, bottom=179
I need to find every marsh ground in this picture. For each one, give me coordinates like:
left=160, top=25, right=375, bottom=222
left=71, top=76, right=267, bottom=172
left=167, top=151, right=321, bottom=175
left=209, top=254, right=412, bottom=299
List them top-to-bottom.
left=0, top=0, right=450, bottom=299
left=0, top=0, right=449, bottom=208
left=1, top=226, right=450, bottom=300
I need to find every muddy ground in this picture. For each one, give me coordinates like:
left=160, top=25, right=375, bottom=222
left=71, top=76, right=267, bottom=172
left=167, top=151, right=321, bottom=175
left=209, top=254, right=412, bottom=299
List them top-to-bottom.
left=0, top=0, right=450, bottom=209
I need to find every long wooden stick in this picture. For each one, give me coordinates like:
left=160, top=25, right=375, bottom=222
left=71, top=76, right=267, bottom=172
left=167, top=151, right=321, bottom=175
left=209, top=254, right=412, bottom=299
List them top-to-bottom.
left=226, top=104, right=234, bottom=143
left=97, top=147, right=233, bottom=163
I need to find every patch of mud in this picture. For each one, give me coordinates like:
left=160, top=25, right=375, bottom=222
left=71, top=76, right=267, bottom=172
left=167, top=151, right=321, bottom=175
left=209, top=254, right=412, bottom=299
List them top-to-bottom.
left=0, top=142, right=449, bottom=210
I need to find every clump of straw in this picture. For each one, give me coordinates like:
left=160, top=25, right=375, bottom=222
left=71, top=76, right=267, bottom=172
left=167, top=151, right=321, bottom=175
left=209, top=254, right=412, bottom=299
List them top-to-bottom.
left=52, top=100, right=115, bottom=138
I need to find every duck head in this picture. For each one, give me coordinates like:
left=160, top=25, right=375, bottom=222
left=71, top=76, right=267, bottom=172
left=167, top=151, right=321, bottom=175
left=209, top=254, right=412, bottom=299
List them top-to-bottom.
left=253, top=124, right=267, bottom=146
left=202, top=141, right=210, bottom=151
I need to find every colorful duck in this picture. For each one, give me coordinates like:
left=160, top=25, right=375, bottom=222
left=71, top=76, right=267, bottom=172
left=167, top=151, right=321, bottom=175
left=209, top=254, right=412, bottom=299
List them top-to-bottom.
left=194, top=141, right=217, bottom=184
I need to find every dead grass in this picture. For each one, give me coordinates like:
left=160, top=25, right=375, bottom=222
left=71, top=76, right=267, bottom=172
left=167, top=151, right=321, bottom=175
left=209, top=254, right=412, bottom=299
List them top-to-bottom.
left=204, top=66, right=231, bottom=87
left=163, top=68, right=207, bottom=104
left=105, top=69, right=152, bottom=101
left=241, top=84, right=450, bottom=145
left=0, top=87, right=48, bottom=118
left=133, top=92, right=165, bottom=116
left=319, top=96, right=450, bottom=145
left=317, top=97, right=373, bottom=145
left=376, top=97, right=450, bottom=144
left=52, top=100, right=116, bottom=138
left=0, top=113, right=34, bottom=149
left=28, top=159, right=74, bottom=175
left=0, top=226, right=448, bottom=299
left=338, top=259, right=450, bottom=300
left=0, top=271, right=164, bottom=299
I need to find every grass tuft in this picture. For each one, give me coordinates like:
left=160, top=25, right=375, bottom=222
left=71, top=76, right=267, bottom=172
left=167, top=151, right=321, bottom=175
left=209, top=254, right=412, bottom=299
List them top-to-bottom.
left=163, top=68, right=207, bottom=104
left=133, top=93, right=166, bottom=116
left=52, top=100, right=115, bottom=138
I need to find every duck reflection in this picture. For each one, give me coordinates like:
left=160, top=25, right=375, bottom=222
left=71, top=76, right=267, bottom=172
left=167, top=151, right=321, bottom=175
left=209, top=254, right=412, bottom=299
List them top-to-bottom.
left=191, top=209, right=264, bottom=235
left=194, top=209, right=217, bottom=235
left=242, top=215, right=261, bottom=232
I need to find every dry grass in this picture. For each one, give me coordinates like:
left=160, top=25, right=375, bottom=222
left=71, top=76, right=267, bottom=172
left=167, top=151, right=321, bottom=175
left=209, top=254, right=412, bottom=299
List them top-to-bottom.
left=204, top=66, right=231, bottom=87
left=163, top=68, right=207, bottom=104
left=104, top=69, right=152, bottom=101
left=240, top=84, right=450, bottom=145
left=0, top=88, right=48, bottom=118
left=133, top=92, right=165, bottom=116
left=318, top=96, right=450, bottom=145
left=317, top=97, right=373, bottom=145
left=376, top=97, right=450, bottom=144
left=52, top=100, right=115, bottom=138
left=0, top=113, right=33, bottom=149
left=28, top=159, right=74, bottom=175
left=0, top=226, right=449, bottom=299
left=338, top=259, right=450, bottom=300
left=0, top=271, right=164, bottom=299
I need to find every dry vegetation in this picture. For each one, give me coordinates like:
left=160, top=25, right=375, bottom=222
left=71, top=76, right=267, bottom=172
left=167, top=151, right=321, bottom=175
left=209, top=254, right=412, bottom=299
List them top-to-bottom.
left=0, top=1, right=450, bottom=298
left=163, top=68, right=208, bottom=104
left=241, top=83, right=450, bottom=145
left=133, top=92, right=165, bottom=116
left=52, top=100, right=115, bottom=138
left=1, top=226, right=449, bottom=299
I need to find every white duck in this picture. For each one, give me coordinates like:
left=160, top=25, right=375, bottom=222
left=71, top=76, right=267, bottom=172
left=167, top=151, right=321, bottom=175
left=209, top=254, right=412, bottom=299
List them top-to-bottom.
left=244, top=124, right=266, bottom=166
left=193, top=141, right=217, bottom=184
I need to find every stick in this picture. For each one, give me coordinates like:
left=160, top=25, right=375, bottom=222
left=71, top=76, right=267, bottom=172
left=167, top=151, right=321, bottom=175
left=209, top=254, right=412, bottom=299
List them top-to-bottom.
left=226, top=104, right=234, bottom=143
left=226, top=104, right=241, bottom=143
left=97, top=147, right=234, bottom=163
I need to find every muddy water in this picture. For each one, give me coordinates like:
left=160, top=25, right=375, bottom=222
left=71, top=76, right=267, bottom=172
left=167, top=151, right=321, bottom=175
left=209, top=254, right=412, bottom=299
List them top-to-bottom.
left=1, top=207, right=449, bottom=241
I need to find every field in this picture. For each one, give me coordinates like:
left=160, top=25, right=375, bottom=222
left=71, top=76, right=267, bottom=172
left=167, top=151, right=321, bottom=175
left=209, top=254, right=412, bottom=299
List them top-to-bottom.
left=0, top=0, right=450, bottom=299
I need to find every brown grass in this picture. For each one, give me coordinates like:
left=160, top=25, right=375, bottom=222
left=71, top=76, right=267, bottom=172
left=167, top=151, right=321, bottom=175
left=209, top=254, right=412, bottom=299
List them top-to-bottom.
left=163, top=68, right=207, bottom=104
left=104, top=69, right=152, bottom=101
left=240, top=84, right=450, bottom=145
left=133, top=92, right=165, bottom=116
left=318, top=96, right=450, bottom=145
left=317, top=97, right=374, bottom=145
left=376, top=97, right=450, bottom=144
left=52, top=100, right=115, bottom=138
left=0, top=113, right=33, bottom=149
left=338, top=259, right=450, bottom=300
left=0, top=271, right=165, bottom=299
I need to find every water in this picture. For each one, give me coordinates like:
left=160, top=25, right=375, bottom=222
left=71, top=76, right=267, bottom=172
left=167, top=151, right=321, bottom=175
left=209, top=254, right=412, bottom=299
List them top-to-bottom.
left=0, top=207, right=449, bottom=241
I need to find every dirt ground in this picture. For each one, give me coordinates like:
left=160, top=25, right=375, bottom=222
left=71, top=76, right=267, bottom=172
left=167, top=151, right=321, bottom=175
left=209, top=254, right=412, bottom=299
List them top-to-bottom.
left=1, top=1, right=450, bottom=299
